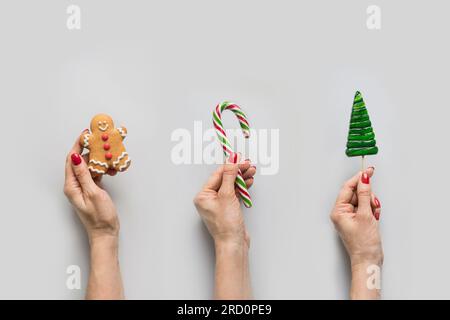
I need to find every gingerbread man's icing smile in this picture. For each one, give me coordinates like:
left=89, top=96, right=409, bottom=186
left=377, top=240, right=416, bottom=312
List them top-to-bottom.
left=98, top=121, right=109, bottom=131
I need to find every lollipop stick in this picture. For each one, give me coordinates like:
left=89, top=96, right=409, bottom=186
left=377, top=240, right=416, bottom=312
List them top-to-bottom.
left=361, top=156, right=366, bottom=172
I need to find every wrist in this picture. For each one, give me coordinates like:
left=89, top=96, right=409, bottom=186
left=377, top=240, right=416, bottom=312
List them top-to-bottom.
left=87, top=225, right=120, bottom=243
left=213, top=227, right=250, bottom=249
left=214, top=233, right=249, bottom=251
left=87, top=234, right=123, bottom=300
left=89, top=235, right=119, bottom=253
left=89, top=236, right=119, bottom=275
left=213, top=237, right=252, bottom=300
left=215, top=239, right=249, bottom=257
left=349, top=245, right=384, bottom=270
left=350, top=250, right=383, bottom=269
left=350, top=259, right=382, bottom=300
left=351, top=259, right=382, bottom=274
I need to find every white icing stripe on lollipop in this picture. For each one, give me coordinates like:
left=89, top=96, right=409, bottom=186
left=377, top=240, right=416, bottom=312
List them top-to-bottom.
left=113, top=152, right=128, bottom=167
left=89, top=159, right=108, bottom=168
left=88, top=166, right=106, bottom=174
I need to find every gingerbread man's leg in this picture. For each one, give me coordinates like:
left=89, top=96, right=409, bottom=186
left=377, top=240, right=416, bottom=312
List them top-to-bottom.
left=112, top=151, right=131, bottom=172
left=88, top=160, right=108, bottom=177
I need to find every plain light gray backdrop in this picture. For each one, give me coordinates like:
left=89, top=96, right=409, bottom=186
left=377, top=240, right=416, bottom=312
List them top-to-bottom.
left=0, top=0, right=448, bottom=299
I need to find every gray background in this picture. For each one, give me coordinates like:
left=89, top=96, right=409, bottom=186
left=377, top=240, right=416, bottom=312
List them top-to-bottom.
left=0, top=0, right=447, bottom=299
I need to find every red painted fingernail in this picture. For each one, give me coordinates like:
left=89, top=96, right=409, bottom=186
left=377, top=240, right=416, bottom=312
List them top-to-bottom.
left=71, top=153, right=82, bottom=166
left=361, top=172, right=370, bottom=184
left=374, top=197, right=381, bottom=208
left=374, top=211, right=380, bottom=221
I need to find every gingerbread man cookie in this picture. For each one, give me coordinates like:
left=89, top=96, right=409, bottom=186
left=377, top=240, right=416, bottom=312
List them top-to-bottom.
left=79, top=114, right=131, bottom=176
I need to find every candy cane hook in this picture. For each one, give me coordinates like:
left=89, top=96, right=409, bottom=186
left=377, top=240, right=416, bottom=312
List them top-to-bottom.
left=213, top=101, right=252, bottom=208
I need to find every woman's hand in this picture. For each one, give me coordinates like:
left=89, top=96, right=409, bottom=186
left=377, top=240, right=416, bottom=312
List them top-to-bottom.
left=63, top=136, right=124, bottom=300
left=64, top=139, right=119, bottom=242
left=194, top=153, right=256, bottom=299
left=194, top=153, right=256, bottom=248
left=330, top=167, right=383, bottom=299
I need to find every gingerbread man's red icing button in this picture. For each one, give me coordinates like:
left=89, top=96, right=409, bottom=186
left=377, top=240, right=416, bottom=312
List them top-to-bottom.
left=101, top=133, right=109, bottom=141
left=103, top=143, right=111, bottom=151
left=105, top=152, right=113, bottom=160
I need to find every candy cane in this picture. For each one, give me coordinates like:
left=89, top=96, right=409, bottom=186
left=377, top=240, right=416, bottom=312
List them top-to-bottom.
left=213, top=101, right=252, bottom=208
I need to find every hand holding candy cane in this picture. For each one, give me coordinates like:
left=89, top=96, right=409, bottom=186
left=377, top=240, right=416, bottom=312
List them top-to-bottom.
left=213, top=101, right=253, bottom=208
left=193, top=155, right=256, bottom=299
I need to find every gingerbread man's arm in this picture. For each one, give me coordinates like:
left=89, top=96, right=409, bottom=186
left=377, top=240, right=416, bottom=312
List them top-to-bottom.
left=116, top=126, right=128, bottom=140
left=79, top=131, right=92, bottom=149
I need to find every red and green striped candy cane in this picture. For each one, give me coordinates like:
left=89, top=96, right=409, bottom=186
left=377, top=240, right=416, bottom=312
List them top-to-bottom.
left=213, top=101, right=252, bottom=208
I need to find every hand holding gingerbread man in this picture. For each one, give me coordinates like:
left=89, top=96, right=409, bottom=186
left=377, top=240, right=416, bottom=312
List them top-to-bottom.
left=80, top=114, right=131, bottom=177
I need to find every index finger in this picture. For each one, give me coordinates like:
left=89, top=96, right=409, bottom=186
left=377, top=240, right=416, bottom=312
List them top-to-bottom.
left=65, top=137, right=84, bottom=181
left=202, top=160, right=251, bottom=192
left=336, top=167, right=374, bottom=205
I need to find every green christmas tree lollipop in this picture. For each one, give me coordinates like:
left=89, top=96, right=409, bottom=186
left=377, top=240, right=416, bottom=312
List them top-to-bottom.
left=346, top=91, right=378, bottom=166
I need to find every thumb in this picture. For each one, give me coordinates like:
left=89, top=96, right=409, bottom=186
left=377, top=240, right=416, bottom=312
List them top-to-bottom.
left=70, top=153, right=98, bottom=194
left=218, top=153, right=239, bottom=197
left=357, top=170, right=373, bottom=215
